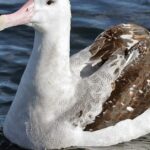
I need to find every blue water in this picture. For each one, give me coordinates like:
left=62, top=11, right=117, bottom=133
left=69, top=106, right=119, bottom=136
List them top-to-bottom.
left=0, top=0, right=150, bottom=149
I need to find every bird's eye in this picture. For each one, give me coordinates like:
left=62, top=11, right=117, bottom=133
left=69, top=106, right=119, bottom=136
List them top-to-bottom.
left=47, top=0, right=54, bottom=5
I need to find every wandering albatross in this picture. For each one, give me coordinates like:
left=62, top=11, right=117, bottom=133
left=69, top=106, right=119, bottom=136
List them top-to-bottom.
left=0, top=0, right=150, bottom=149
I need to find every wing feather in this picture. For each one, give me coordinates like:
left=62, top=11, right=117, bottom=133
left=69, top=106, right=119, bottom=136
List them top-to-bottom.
left=70, top=24, right=150, bottom=130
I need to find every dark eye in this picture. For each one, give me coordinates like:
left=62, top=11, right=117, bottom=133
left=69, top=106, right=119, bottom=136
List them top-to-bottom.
left=47, top=0, right=54, bottom=5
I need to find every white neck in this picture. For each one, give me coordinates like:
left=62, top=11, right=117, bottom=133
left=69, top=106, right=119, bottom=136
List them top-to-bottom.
left=18, top=20, right=73, bottom=103
left=32, top=29, right=71, bottom=80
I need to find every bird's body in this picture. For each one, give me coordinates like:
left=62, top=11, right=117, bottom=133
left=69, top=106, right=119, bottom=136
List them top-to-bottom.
left=0, top=0, right=150, bottom=149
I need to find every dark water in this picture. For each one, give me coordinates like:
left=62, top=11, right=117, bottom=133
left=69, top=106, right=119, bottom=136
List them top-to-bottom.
left=0, top=0, right=150, bottom=149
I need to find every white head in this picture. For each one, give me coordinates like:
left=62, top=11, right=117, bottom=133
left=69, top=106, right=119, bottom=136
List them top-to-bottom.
left=0, top=0, right=71, bottom=33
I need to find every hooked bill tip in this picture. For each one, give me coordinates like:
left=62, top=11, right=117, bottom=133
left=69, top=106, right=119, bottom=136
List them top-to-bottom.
left=0, top=16, right=6, bottom=31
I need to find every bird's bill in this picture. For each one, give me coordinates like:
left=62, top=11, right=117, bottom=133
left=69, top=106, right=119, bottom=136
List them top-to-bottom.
left=0, top=0, right=34, bottom=31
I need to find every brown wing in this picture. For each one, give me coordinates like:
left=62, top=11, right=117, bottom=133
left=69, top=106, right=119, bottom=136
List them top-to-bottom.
left=89, top=23, right=150, bottom=64
left=85, top=24, right=150, bottom=131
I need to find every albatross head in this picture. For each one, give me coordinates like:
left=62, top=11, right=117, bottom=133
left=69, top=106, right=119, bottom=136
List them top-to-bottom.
left=0, top=0, right=71, bottom=32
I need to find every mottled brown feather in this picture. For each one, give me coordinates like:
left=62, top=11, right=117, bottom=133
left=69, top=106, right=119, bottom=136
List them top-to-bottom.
left=85, top=23, right=150, bottom=131
left=89, top=23, right=150, bottom=63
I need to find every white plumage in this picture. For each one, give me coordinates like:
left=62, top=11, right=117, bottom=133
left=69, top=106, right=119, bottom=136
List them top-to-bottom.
left=0, top=0, right=150, bottom=149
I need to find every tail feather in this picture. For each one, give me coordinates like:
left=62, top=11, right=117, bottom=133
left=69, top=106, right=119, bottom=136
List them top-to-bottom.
left=79, top=109, right=150, bottom=147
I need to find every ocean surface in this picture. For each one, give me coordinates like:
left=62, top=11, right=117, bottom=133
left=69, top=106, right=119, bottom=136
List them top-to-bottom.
left=0, top=0, right=150, bottom=149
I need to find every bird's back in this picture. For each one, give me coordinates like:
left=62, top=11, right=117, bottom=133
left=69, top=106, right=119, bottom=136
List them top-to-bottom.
left=70, top=23, right=150, bottom=131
